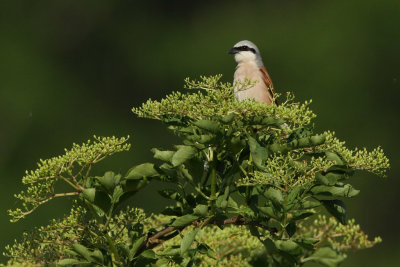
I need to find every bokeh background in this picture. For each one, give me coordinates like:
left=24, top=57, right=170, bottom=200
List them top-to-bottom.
left=1, top=1, right=399, bottom=265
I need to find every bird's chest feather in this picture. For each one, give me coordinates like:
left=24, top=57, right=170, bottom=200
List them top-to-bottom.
left=233, top=62, right=266, bottom=102
left=234, top=62, right=261, bottom=81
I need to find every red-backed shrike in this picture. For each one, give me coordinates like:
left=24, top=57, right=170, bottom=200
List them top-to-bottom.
left=228, top=40, right=275, bottom=105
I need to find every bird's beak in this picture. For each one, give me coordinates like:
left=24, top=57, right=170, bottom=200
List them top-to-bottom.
left=228, top=47, right=239, bottom=54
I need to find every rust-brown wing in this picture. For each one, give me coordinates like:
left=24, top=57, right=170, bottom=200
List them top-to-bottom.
left=259, top=66, right=277, bottom=105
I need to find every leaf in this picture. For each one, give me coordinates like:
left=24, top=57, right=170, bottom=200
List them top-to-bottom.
left=219, top=113, right=236, bottom=123
left=161, top=115, right=189, bottom=126
left=260, top=117, right=285, bottom=126
left=193, top=120, right=220, bottom=133
left=187, top=134, right=215, bottom=144
left=310, top=134, right=327, bottom=146
left=228, top=136, right=246, bottom=155
left=248, top=136, right=267, bottom=170
left=171, top=146, right=197, bottom=167
left=152, top=148, right=175, bottom=162
left=325, top=151, right=345, bottom=165
left=184, top=157, right=204, bottom=184
left=126, top=163, right=159, bottom=179
left=96, top=171, right=120, bottom=192
left=315, top=172, right=343, bottom=186
left=311, top=184, right=359, bottom=198
left=112, top=185, right=124, bottom=203
left=216, top=186, right=230, bottom=209
left=263, top=187, right=284, bottom=206
left=286, top=187, right=302, bottom=210
left=287, top=187, right=301, bottom=205
left=82, top=188, right=96, bottom=202
left=91, top=190, right=111, bottom=212
left=300, top=198, right=321, bottom=209
left=322, top=200, right=347, bottom=224
left=193, top=204, right=208, bottom=217
left=259, top=206, right=281, bottom=220
left=291, top=210, right=315, bottom=221
left=171, top=214, right=199, bottom=227
left=286, top=221, right=297, bottom=237
left=181, top=228, right=200, bottom=255
left=130, top=236, right=146, bottom=259
left=293, top=237, right=319, bottom=250
left=274, top=240, right=301, bottom=254
left=72, top=243, right=93, bottom=262
left=197, top=243, right=216, bottom=259
left=157, top=246, right=181, bottom=256
left=302, top=247, right=347, bottom=267
left=91, top=249, right=104, bottom=264
left=141, top=249, right=156, bottom=259
left=58, top=259, right=88, bottom=265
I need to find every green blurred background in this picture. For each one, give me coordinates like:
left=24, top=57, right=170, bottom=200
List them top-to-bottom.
left=1, top=0, right=399, bottom=265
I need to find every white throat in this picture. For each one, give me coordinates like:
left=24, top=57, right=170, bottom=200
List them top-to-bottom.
left=234, top=51, right=263, bottom=67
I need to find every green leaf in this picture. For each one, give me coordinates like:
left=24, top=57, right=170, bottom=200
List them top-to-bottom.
left=219, top=113, right=236, bottom=123
left=260, top=117, right=285, bottom=126
left=193, top=120, right=220, bottom=133
left=187, top=134, right=216, bottom=144
left=228, top=136, right=246, bottom=155
left=248, top=136, right=267, bottom=169
left=171, top=145, right=197, bottom=167
left=152, top=148, right=175, bottom=162
left=325, top=151, right=345, bottom=165
left=185, top=157, right=205, bottom=184
left=126, top=163, right=159, bottom=179
left=96, top=171, right=120, bottom=192
left=315, top=172, right=343, bottom=186
left=311, top=184, right=359, bottom=198
left=112, top=185, right=124, bottom=203
left=263, top=187, right=284, bottom=206
left=286, top=187, right=302, bottom=210
left=287, top=187, right=301, bottom=205
left=82, top=188, right=96, bottom=202
left=300, top=198, right=321, bottom=209
left=322, top=200, right=347, bottom=224
left=193, top=204, right=208, bottom=217
left=259, top=206, right=281, bottom=220
left=291, top=210, right=315, bottom=221
left=171, top=214, right=199, bottom=227
left=286, top=221, right=297, bottom=237
left=181, top=228, right=200, bottom=255
left=130, top=236, right=146, bottom=259
left=293, top=237, right=319, bottom=250
left=262, top=238, right=277, bottom=253
left=274, top=240, right=301, bottom=254
left=72, top=243, right=93, bottom=262
left=197, top=243, right=216, bottom=259
left=157, top=246, right=181, bottom=256
left=302, top=247, right=347, bottom=267
left=91, top=249, right=104, bottom=264
left=141, top=249, right=156, bottom=259
left=58, top=259, right=88, bottom=265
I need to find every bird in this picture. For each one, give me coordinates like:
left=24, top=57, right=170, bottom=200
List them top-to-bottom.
left=228, top=40, right=276, bottom=105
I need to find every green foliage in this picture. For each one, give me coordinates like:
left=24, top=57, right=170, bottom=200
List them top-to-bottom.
left=3, top=75, right=389, bottom=266
left=8, top=136, right=131, bottom=222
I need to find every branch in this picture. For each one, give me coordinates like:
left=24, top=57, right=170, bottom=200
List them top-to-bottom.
left=135, top=216, right=276, bottom=257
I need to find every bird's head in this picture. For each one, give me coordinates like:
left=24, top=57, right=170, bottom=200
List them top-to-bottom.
left=228, top=40, right=263, bottom=66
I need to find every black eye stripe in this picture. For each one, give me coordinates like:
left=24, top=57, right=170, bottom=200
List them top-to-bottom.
left=234, top=46, right=256, bottom=54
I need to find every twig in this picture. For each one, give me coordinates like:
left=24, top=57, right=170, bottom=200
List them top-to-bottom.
left=135, top=216, right=276, bottom=257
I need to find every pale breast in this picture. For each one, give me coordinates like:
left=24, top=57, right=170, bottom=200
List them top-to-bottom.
left=233, top=61, right=271, bottom=104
